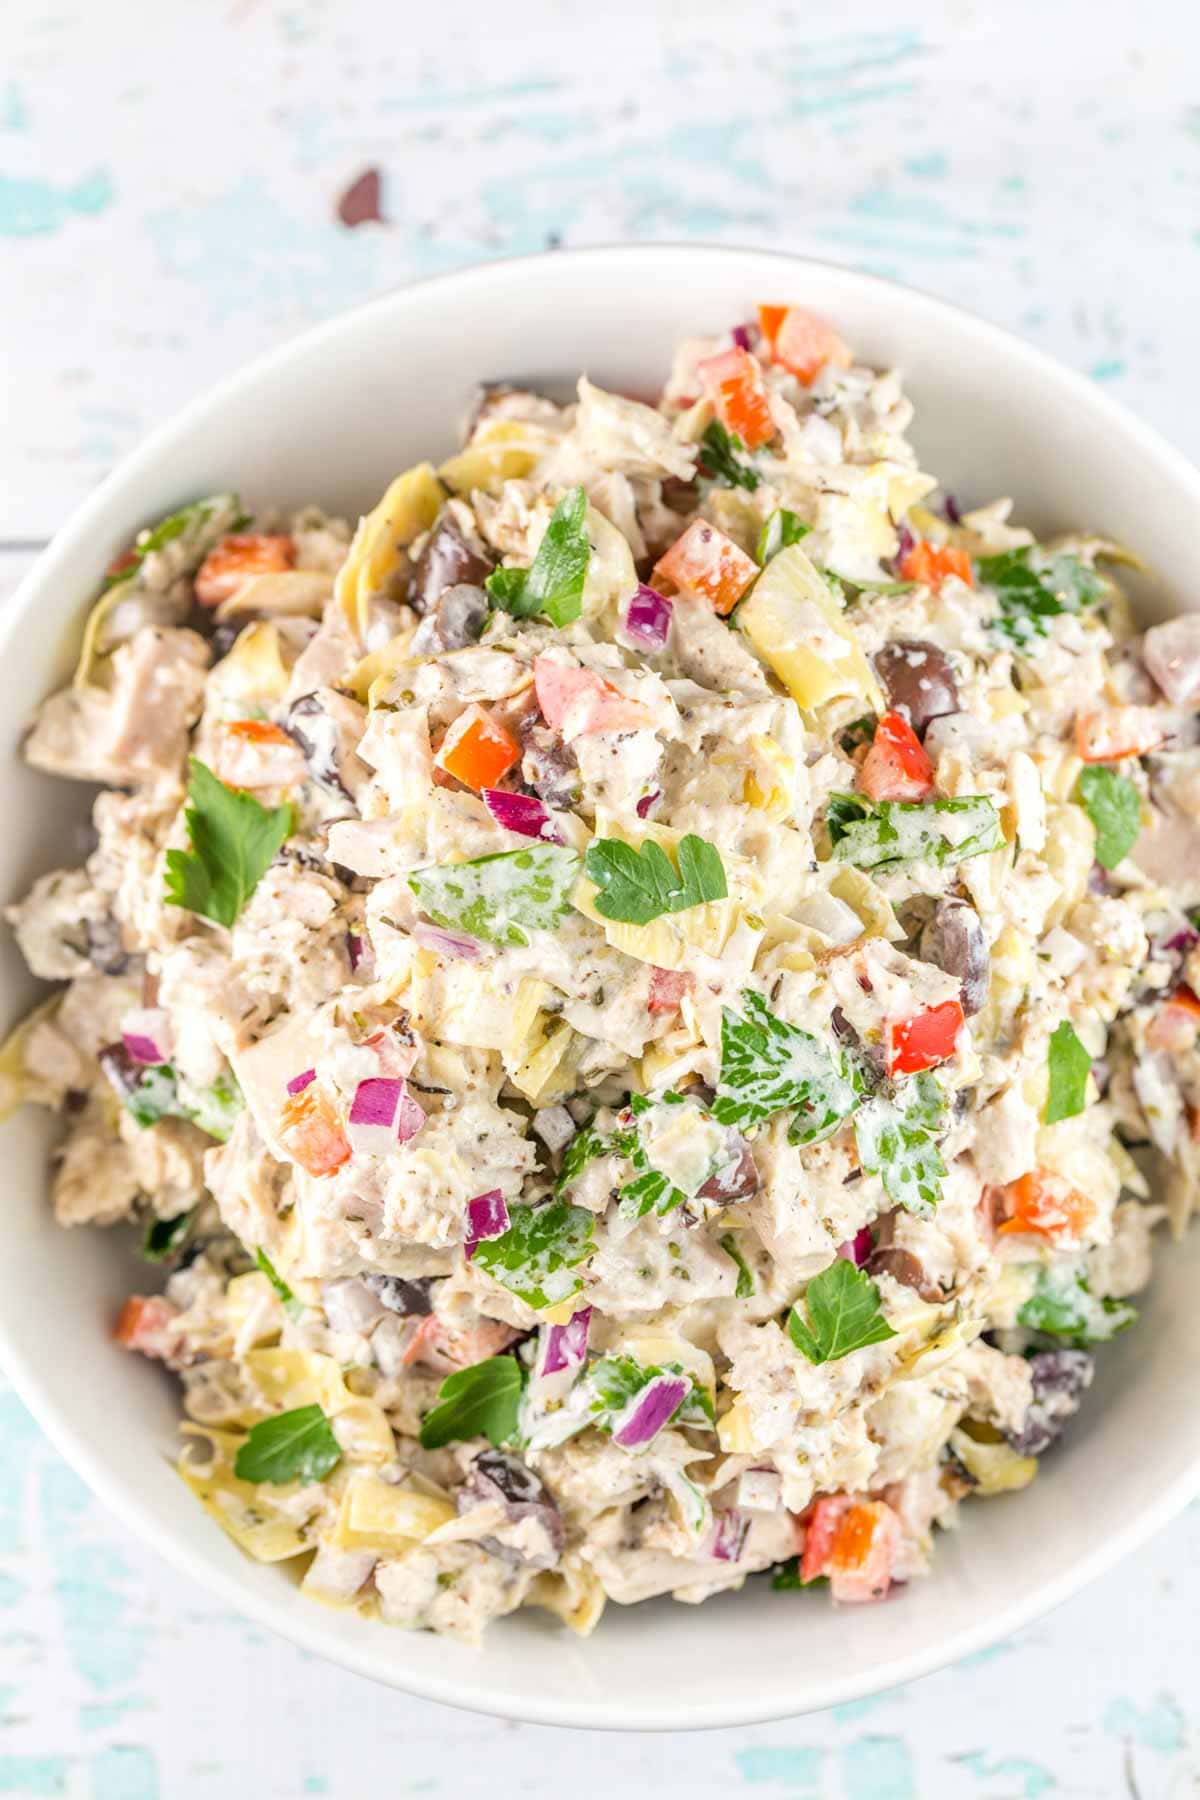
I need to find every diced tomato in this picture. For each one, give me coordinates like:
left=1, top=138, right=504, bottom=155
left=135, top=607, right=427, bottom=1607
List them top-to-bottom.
left=757, top=305, right=851, bottom=385
left=697, top=347, right=775, bottom=451
left=652, top=520, right=759, bottom=618
left=194, top=533, right=295, bottom=607
left=898, top=540, right=975, bottom=593
left=533, top=659, right=654, bottom=737
left=434, top=703, right=520, bottom=792
left=1073, top=704, right=1165, bottom=764
left=858, top=710, right=935, bottom=802
left=213, top=718, right=307, bottom=790
left=648, top=967, right=693, bottom=1015
left=1146, top=984, right=1200, bottom=1051
left=889, top=999, right=964, bottom=1075
left=279, top=1086, right=351, bottom=1178
left=997, top=1170, right=1096, bottom=1244
left=114, top=1294, right=180, bottom=1361
left=401, top=1314, right=522, bottom=1375
left=800, top=1495, right=899, bottom=1603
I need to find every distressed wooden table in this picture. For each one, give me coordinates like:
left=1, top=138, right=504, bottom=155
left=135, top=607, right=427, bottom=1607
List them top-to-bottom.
left=3, top=1, right=1199, bottom=1792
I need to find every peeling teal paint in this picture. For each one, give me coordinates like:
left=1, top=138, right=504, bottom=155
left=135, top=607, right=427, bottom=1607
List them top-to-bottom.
left=380, top=77, right=563, bottom=112
left=1, top=82, right=29, bottom=131
left=904, top=152, right=948, bottom=178
left=0, top=169, right=113, bottom=237
left=1090, top=358, right=1127, bottom=380
left=0, top=1391, right=42, bottom=1555
left=40, top=1463, right=149, bottom=1692
left=0, top=1574, right=26, bottom=1609
left=955, top=1640, right=1016, bottom=1669
left=832, top=1690, right=899, bottom=1725
left=1103, top=1693, right=1185, bottom=1754
left=79, top=1699, right=154, bottom=1732
left=840, top=1735, right=915, bottom=1800
left=91, top=1746, right=158, bottom=1800
left=733, top=1746, right=823, bottom=1788
left=958, top=1752, right=1056, bottom=1796
left=0, top=1756, right=69, bottom=1796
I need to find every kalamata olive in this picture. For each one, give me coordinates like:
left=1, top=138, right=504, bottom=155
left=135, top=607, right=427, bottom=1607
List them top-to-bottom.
left=409, top=512, right=493, bottom=614
left=431, top=582, right=488, bottom=651
left=873, top=639, right=960, bottom=739
left=286, top=693, right=349, bottom=796
left=520, top=726, right=580, bottom=809
left=917, top=896, right=989, bottom=1016
left=86, top=912, right=130, bottom=976
left=696, top=1134, right=758, bottom=1203
left=865, top=1245, right=943, bottom=1303
left=362, top=1273, right=436, bottom=1316
left=1007, top=1348, right=1093, bottom=1456
left=460, top=1449, right=564, bottom=1567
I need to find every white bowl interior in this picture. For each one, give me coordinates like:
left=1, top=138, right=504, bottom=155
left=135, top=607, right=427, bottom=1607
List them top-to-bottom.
left=2, top=247, right=1198, bottom=1728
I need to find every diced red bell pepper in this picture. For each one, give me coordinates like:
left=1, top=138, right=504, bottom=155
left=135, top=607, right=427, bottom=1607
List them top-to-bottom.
left=757, top=305, right=852, bottom=385
left=697, top=347, right=776, bottom=451
left=652, top=520, right=759, bottom=617
left=194, top=533, right=295, bottom=607
left=897, top=540, right=975, bottom=593
left=105, top=548, right=140, bottom=582
left=533, top=659, right=654, bottom=737
left=435, top=703, right=520, bottom=792
left=1073, top=705, right=1165, bottom=764
left=858, top=710, right=935, bottom=802
left=213, top=718, right=307, bottom=790
left=647, top=967, right=693, bottom=1014
left=1146, top=985, right=1200, bottom=1051
left=888, top=999, right=964, bottom=1075
left=279, top=1086, right=351, bottom=1178
left=997, top=1170, right=1096, bottom=1244
left=114, top=1294, right=180, bottom=1360
left=401, top=1314, right=522, bottom=1375
left=801, top=1495, right=899, bottom=1603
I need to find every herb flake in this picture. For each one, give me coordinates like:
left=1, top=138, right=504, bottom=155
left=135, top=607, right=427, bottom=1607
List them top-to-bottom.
left=485, top=485, right=591, bottom=627
left=164, top=759, right=292, bottom=929
left=583, top=833, right=727, bottom=926
left=787, top=1259, right=897, bottom=1365
left=419, top=1356, right=524, bottom=1450
left=233, top=1404, right=341, bottom=1485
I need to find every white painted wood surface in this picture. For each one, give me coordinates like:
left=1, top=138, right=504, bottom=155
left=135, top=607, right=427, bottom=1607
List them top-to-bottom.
left=3, top=0, right=1200, bottom=1791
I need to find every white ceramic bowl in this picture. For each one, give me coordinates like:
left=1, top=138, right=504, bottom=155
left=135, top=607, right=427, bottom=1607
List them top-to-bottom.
left=2, top=246, right=1199, bottom=1730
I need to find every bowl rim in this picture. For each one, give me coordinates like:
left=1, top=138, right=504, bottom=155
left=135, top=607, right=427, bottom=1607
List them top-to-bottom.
left=3, top=241, right=1200, bottom=1730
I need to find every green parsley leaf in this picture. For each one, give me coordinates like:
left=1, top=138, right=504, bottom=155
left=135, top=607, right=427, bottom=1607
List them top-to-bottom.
left=700, top=420, right=761, bottom=492
left=485, top=485, right=591, bottom=627
left=100, top=493, right=247, bottom=594
left=757, top=508, right=809, bottom=566
left=978, top=547, right=1104, bottom=651
left=838, top=714, right=879, bottom=754
left=164, top=759, right=292, bottom=930
left=1077, top=765, right=1141, bottom=870
left=826, top=792, right=1004, bottom=872
left=583, top=833, right=727, bottom=926
left=409, top=844, right=580, bottom=949
left=713, top=988, right=856, bottom=1139
left=1044, top=1020, right=1092, bottom=1124
left=104, top=1057, right=181, bottom=1129
left=187, top=1071, right=243, bottom=1143
left=854, top=1072, right=947, bottom=1216
left=556, top=1122, right=608, bottom=1195
left=472, top=1199, right=595, bottom=1310
left=142, top=1212, right=191, bottom=1262
left=720, top=1232, right=755, bottom=1298
left=254, top=1247, right=303, bottom=1318
left=787, top=1258, right=898, bottom=1365
left=1017, top=1263, right=1136, bottom=1346
left=419, top=1356, right=524, bottom=1451
left=233, top=1404, right=341, bottom=1485
left=770, top=1557, right=825, bottom=1591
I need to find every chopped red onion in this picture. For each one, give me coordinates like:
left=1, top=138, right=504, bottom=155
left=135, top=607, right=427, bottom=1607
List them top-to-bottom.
left=731, top=323, right=753, bottom=352
left=943, top=493, right=963, bottom=525
left=892, top=521, right=916, bottom=572
left=622, top=585, right=673, bottom=651
left=481, top=787, right=564, bottom=844
left=636, top=787, right=662, bottom=819
left=412, top=921, right=484, bottom=961
left=346, top=931, right=366, bottom=972
left=121, top=1007, right=171, bottom=1067
left=287, top=1068, right=317, bottom=1096
left=346, top=1076, right=426, bottom=1155
left=464, top=1188, right=510, bottom=1257
left=837, top=1227, right=873, bottom=1267
left=539, top=1306, right=592, bottom=1378
left=611, top=1373, right=689, bottom=1450
left=709, top=1507, right=751, bottom=1563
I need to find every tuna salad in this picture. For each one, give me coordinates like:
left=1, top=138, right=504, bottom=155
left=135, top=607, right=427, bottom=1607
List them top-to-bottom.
left=4, top=304, right=1199, bottom=1642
